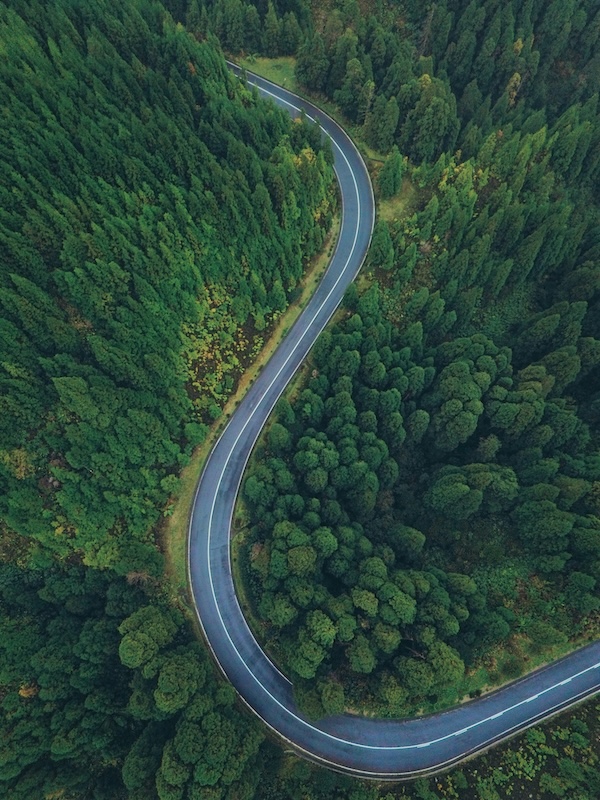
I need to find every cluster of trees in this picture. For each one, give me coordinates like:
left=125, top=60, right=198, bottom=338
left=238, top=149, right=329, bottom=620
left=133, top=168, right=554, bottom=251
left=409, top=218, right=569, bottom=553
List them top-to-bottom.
left=0, top=0, right=334, bottom=572
left=167, top=0, right=309, bottom=58
left=173, top=0, right=600, bottom=171
left=241, top=0, right=600, bottom=716
left=301, top=0, right=600, bottom=165
left=0, top=1, right=336, bottom=797
left=244, top=168, right=599, bottom=713
left=244, top=296, right=556, bottom=711
left=0, top=563, right=272, bottom=799
left=3, top=563, right=596, bottom=798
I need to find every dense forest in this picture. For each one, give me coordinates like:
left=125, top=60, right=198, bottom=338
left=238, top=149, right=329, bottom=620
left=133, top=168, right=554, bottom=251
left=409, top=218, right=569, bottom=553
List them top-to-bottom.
left=0, top=0, right=335, bottom=796
left=0, top=0, right=334, bottom=574
left=2, top=0, right=600, bottom=798
left=237, top=0, right=600, bottom=717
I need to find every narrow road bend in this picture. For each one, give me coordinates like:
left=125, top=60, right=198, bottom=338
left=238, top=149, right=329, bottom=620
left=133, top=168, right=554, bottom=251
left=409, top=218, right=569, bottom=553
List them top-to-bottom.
left=188, top=66, right=600, bottom=779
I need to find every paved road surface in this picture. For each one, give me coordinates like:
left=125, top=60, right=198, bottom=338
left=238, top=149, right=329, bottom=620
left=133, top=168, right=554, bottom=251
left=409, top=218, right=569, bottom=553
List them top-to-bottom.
left=188, top=67, right=600, bottom=778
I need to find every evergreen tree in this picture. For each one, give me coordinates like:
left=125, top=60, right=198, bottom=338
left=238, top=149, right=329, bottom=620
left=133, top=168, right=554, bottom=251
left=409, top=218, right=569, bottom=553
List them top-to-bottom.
left=295, top=33, right=330, bottom=92
left=378, top=146, right=404, bottom=198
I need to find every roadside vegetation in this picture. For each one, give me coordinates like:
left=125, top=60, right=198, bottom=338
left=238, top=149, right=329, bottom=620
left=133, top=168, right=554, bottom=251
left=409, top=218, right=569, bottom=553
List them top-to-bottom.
left=1, top=0, right=599, bottom=797
left=234, top=0, right=600, bottom=720
left=0, top=2, right=336, bottom=798
left=162, top=213, right=340, bottom=596
left=258, top=697, right=600, bottom=799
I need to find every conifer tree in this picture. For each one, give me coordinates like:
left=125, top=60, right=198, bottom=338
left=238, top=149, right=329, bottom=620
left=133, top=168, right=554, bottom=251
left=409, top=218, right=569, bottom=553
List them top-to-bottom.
left=378, top=146, right=404, bottom=198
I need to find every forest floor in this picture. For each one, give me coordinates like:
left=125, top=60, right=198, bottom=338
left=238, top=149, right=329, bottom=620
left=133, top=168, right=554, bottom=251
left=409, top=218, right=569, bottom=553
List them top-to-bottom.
left=378, top=179, right=419, bottom=222
left=160, top=212, right=341, bottom=602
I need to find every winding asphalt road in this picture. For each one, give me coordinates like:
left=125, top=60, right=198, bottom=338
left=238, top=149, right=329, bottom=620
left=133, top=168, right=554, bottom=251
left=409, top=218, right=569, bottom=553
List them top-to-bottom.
left=187, top=68, right=600, bottom=778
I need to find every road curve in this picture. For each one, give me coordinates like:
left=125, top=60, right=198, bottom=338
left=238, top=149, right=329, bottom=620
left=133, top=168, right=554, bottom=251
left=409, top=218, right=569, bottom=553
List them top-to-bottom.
left=187, top=67, right=600, bottom=779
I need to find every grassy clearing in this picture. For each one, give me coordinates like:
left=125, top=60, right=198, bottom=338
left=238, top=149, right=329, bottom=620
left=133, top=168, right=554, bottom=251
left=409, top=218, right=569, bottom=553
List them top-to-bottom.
left=238, top=56, right=298, bottom=94
left=378, top=176, right=419, bottom=222
left=160, top=214, right=341, bottom=601
left=231, top=531, right=253, bottom=619
left=457, top=632, right=599, bottom=704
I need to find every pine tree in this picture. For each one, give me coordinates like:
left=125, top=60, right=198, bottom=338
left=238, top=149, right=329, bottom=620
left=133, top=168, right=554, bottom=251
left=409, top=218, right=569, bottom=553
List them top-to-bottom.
left=263, top=2, right=281, bottom=58
left=295, top=33, right=330, bottom=92
left=378, top=146, right=404, bottom=198
left=367, top=220, right=394, bottom=271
